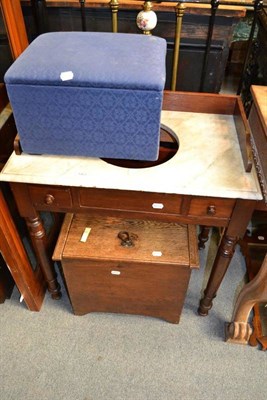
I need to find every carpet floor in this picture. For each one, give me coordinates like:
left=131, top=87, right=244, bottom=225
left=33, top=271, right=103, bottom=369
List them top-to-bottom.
left=0, top=229, right=266, bottom=400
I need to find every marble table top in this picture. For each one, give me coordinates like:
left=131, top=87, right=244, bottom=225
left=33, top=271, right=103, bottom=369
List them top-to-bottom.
left=0, top=110, right=262, bottom=200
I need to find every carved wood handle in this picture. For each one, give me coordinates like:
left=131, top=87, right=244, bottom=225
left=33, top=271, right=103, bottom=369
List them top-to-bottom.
left=118, top=231, right=138, bottom=247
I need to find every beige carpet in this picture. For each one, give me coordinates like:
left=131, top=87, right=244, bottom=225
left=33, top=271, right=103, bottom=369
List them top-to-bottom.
left=0, top=228, right=266, bottom=400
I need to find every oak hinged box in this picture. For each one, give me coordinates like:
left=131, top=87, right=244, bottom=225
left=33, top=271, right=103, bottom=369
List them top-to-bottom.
left=4, top=32, right=166, bottom=161
left=53, top=214, right=199, bottom=323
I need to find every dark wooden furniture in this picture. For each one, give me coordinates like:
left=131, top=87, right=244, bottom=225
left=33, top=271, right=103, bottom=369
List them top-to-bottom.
left=0, top=0, right=29, bottom=59
left=19, top=0, right=246, bottom=93
left=0, top=3, right=28, bottom=167
left=0, top=4, right=47, bottom=309
left=240, top=5, right=267, bottom=112
left=0, top=18, right=12, bottom=83
left=0, top=84, right=17, bottom=170
left=0, top=84, right=17, bottom=303
left=226, top=85, right=267, bottom=346
left=249, top=86, right=267, bottom=205
left=0, top=91, right=262, bottom=314
left=7, top=176, right=257, bottom=313
left=0, top=187, right=46, bottom=310
left=53, top=214, right=199, bottom=322
left=238, top=218, right=267, bottom=349
left=0, top=251, right=14, bottom=303
left=226, top=253, right=267, bottom=346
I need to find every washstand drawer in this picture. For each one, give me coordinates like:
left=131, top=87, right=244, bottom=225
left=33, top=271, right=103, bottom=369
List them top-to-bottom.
left=28, top=185, right=72, bottom=209
left=78, top=188, right=183, bottom=215
left=188, top=197, right=235, bottom=219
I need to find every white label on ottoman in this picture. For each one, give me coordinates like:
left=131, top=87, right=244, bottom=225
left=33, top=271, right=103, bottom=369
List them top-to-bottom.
left=60, top=71, right=74, bottom=81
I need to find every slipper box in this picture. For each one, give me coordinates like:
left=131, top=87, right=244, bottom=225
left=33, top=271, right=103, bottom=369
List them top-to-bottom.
left=4, top=32, right=166, bottom=160
left=53, top=214, right=199, bottom=323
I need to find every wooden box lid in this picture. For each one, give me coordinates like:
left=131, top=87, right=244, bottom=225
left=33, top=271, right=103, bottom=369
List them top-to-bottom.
left=53, top=214, right=199, bottom=269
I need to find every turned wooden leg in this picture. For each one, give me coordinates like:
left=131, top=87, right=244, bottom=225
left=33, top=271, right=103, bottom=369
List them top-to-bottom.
left=198, top=200, right=255, bottom=317
left=26, top=215, right=61, bottom=299
left=198, top=226, right=211, bottom=249
left=198, top=234, right=238, bottom=316
left=225, top=254, right=267, bottom=345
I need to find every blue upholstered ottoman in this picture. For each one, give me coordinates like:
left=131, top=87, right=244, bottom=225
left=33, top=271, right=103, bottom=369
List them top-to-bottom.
left=4, top=32, right=166, bottom=160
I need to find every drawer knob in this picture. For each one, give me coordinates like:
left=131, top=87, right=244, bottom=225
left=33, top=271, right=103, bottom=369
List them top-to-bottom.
left=44, top=194, right=55, bottom=205
left=207, top=205, right=216, bottom=216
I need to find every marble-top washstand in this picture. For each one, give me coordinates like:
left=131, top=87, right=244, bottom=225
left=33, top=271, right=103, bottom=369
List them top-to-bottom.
left=0, top=110, right=263, bottom=201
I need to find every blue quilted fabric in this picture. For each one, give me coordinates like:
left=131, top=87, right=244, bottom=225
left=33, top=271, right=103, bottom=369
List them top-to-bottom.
left=5, top=32, right=166, bottom=160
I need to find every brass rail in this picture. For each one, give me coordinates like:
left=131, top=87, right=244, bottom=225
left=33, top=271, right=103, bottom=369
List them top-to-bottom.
left=24, top=0, right=263, bottom=92
left=110, top=0, right=119, bottom=32
left=171, top=3, right=185, bottom=91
